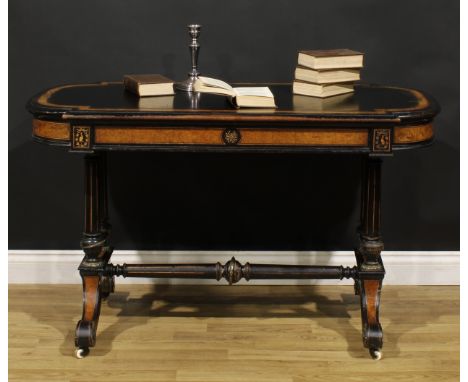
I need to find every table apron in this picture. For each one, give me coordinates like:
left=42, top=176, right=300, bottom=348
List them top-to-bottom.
left=32, top=119, right=434, bottom=153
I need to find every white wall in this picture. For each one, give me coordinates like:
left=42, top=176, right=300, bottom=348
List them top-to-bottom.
left=8, top=250, right=460, bottom=285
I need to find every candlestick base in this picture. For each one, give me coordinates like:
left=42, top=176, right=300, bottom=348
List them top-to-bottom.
left=175, top=76, right=198, bottom=92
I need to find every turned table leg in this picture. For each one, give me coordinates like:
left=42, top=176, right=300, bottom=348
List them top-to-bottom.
left=98, top=152, right=114, bottom=300
left=75, top=153, right=113, bottom=358
left=355, top=156, right=385, bottom=360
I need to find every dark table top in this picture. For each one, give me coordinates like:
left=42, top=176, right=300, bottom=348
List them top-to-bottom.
left=28, top=82, right=439, bottom=126
left=28, top=82, right=440, bottom=154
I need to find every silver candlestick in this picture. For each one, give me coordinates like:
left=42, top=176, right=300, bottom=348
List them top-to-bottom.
left=175, top=24, right=201, bottom=92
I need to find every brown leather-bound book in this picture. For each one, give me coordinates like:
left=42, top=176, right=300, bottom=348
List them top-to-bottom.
left=298, top=49, right=363, bottom=70
left=123, top=74, right=175, bottom=97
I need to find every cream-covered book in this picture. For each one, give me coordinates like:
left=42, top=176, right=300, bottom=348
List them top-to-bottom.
left=295, top=66, right=360, bottom=84
left=194, top=76, right=276, bottom=108
left=293, top=80, right=354, bottom=98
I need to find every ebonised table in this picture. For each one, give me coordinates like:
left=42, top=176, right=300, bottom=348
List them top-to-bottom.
left=27, top=82, right=439, bottom=360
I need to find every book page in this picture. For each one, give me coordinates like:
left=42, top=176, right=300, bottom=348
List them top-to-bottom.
left=198, top=76, right=233, bottom=91
left=233, top=87, right=274, bottom=98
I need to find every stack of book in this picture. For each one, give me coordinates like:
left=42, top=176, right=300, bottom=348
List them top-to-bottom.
left=293, top=49, right=363, bottom=98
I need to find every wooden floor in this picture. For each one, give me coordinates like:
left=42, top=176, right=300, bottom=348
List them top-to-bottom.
left=9, top=284, right=459, bottom=382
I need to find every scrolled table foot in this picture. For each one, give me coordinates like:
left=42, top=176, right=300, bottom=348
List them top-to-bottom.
left=75, top=275, right=102, bottom=355
left=357, top=278, right=384, bottom=358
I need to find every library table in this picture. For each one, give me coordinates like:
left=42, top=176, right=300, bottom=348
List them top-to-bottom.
left=27, top=82, right=439, bottom=359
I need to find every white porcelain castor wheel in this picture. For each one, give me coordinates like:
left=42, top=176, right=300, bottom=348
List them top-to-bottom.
left=75, top=347, right=89, bottom=359
left=369, top=348, right=382, bottom=360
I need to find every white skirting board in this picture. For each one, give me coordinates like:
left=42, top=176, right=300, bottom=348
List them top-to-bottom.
left=8, top=250, right=459, bottom=285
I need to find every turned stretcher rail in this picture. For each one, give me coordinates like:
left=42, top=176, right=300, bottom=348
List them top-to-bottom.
left=104, top=257, right=357, bottom=284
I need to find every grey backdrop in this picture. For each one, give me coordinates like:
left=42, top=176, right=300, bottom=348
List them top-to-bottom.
left=9, top=0, right=459, bottom=250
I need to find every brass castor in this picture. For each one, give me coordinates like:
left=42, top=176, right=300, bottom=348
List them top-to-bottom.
left=75, top=347, right=89, bottom=359
left=369, top=348, right=382, bottom=360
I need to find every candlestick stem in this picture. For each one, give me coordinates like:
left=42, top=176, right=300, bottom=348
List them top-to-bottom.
left=175, top=24, right=201, bottom=92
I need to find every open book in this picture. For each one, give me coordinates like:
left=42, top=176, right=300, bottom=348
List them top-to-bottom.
left=194, top=76, right=277, bottom=108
